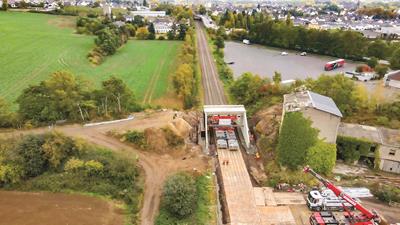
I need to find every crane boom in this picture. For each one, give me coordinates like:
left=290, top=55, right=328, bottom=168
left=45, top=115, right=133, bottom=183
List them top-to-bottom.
left=303, top=166, right=379, bottom=224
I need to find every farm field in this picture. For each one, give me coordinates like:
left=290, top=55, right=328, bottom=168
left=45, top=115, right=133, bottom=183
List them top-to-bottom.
left=0, top=12, right=181, bottom=108
left=0, top=191, right=125, bottom=225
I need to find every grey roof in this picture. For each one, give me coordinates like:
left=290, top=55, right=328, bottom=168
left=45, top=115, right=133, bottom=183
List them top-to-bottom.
left=308, top=91, right=343, bottom=117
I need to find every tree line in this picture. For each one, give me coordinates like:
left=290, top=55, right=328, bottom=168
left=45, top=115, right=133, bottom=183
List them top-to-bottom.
left=216, top=10, right=400, bottom=64
left=77, top=16, right=136, bottom=65
left=172, top=28, right=200, bottom=109
left=0, top=71, right=138, bottom=128
left=230, top=72, right=400, bottom=129
left=0, top=132, right=142, bottom=223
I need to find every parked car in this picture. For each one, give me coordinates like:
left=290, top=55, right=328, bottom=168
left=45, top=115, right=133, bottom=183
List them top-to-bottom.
left=243, top=39, right=250, bottom=45
left=281, top=52, right=288, bottom=56
left=300, top=52, right=307, bottom=56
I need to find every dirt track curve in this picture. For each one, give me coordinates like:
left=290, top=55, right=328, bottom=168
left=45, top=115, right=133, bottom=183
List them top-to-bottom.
left=0, top=111, right=208, bottom=225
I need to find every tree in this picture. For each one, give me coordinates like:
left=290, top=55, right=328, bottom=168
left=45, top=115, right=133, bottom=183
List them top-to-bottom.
left=2, top=0, right=7, bottom=11
left=142, top=0, right=147, bottom=6
left=199, top=5, right=206, bottom=15
left=147, top=23, right=155, bottom=40
left=177, top=24, right=187, bottom=40
left=136, top=27, right=149, bottom=40
left=214, top=35, right=225, bottom=51
left=367, top=40, right=389, bottom=59
left=390, top=48, right=400, bottom=70
left=367, top=57, right=378, bottom=68
left=173, top=64, right=193, bottom=98
left=374, top=64, right=389, bottom=78
left=17, top=71, right=89, bottom=124
left=272, top=71, right=282, bottom=85
left=229, top=73, right=266, bottom=106
left=307, top=74, right=356, bottom=116
left=98, top=76, right=135, bottom=115
left=0, top=97, right=13, bottom=128
left=277, top=112, right=319, bottom=170
left=42, top=132, right=80, bottom=169
left=16, top=135, right=47, bottom=177
left=306, top=140, right=336, bottom=175
left=163, top=173, right=197, bottom=218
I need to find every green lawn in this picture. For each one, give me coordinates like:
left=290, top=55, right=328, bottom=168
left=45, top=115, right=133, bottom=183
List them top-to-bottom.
left=0, top=12, right=181, bottom=108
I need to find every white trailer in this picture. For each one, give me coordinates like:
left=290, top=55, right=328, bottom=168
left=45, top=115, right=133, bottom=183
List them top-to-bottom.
left=243, top=39, right=250, bottom=45
left=217, top=139, right=228, bottom=149
left=228, top=139, right=239, bottom=151
left=307, top=190, right=355, bottom=211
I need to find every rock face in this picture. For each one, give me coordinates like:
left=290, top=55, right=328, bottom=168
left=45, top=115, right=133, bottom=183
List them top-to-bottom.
left=252, top=104, right=282, bottom=139
left=143, top=118, right=193, bottom=153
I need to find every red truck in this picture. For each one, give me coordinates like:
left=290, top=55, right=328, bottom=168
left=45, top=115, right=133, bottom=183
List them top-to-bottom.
left=324, top=59, right=345, bottom=71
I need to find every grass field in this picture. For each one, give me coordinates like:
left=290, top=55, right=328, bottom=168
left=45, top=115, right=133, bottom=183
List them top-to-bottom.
left=0, top=12, right=181, bottom=108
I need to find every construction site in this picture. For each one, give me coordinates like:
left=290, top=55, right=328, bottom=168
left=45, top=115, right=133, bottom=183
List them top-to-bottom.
left=201, top=105, right=398, bottom=225
left=202, top=105, right=307, bottom=225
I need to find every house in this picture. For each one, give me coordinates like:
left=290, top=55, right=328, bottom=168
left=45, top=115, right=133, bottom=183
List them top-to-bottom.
left=130, top=10, right=166, bottom=18
left=153, top=19, right=173, bottom=34
left=384, top=70, right=400, bottom=89
left=282, top=90, right=343, bottom=143
left=338, top=123, right=400, bottom=174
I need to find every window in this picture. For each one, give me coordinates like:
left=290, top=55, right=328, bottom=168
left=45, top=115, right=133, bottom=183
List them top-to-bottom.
left=370, top=146, right=376, bottom=153
left=389, top=149, right=396, bottom=156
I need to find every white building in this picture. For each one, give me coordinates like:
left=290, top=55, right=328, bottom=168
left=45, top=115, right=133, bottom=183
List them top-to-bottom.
left=130, top=10, right=166, bottom=17
left=154, top=21, right=173, bottom=34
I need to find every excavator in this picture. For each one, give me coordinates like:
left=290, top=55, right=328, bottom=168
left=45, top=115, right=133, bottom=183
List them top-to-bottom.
left=303, top=166, right=389, bottom=225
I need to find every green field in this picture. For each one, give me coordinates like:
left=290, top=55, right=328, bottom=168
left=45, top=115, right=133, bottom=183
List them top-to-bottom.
left=0, top=12, right=181, bottom=107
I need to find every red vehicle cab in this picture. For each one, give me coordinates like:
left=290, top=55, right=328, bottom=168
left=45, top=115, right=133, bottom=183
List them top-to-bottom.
left=324, top=59, right=345, bottom=71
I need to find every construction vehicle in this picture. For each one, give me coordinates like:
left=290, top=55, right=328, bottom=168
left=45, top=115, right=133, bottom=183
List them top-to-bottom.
left=304, top=166, right=383, bottom=225
left=307, top=190, right=355, bottom=211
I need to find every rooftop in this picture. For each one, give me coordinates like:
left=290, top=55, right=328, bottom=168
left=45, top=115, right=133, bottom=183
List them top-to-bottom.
left=284, top=91, right=343, bottom=117
left=338, top=123, right=400, bottom=147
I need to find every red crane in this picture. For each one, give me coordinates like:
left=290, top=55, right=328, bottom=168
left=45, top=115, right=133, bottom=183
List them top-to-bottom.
left=303, top=166, right=382, bottom=225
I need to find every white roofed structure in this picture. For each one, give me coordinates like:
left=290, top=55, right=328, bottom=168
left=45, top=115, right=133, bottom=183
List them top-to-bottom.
left=203, top=105, right=250, bottom=150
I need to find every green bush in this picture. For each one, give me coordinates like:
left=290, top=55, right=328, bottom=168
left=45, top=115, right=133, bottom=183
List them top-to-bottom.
left=277, top=112, right=319, bottom=170
left=125, top=130, right=147, bottom=148
left=0, top=133, right=142, bottom=224
left=16, top=135, right=47, bottom=177
left=336, top=136, right=374, bottom=163
left=306, top=141, right=336, bottom=175
left=163, top=173, right=197, bottom=219
left=156, top=174, right=214, bottom=225
left=370, top=183, right=400, bottom=204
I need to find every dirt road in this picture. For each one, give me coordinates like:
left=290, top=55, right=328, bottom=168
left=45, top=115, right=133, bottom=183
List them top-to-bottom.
left=196, top=21, right=227, bottom=105
left=0, top=111, right=209, bottom=225
left=0, top=191, right=125, bottom=225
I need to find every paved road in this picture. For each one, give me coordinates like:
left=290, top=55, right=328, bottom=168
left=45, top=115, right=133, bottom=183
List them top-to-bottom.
left=196, top=21, right=227, bottom=105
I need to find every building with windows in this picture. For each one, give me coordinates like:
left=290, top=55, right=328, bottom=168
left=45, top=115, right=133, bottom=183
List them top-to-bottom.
left=283, top=90, right=343, bottom=143
left=338, top=123, right=400, bottom=174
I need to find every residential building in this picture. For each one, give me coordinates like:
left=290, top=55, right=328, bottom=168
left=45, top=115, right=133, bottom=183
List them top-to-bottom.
left=130, top=10, right=166, bottom=17
left=384, top=70, right=400, bottom=89
left=282, top=90, right=343, bottom=143
left=338, top=123, right=400, bottom=174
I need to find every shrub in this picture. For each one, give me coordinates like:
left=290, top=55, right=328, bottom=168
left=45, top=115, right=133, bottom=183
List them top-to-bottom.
left=158, top=36, right=165, bottom=40
left=367, top=57, right=378, bottom=68
left=374, top=64, right=388, bottom=79
left=277, top=112, right=319, bottom=170
left=125, top=130, right=147, bottom=148
left=16, top=135, right=47, bottom=177
left=336, top=136, right=374, bottom=163
left=305, top=141, right=336, bottom=175
left=163, top=173, right=197, bottom=218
